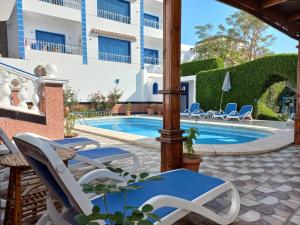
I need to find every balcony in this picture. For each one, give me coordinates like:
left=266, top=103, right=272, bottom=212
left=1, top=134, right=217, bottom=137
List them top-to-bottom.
left=39, top=0, right=81, bottom=10
left=97, top=9, right=131, bottom=24
left=144, top=19, right=161, bottom=29
left=25, top=38, right=82, bottom=55
left=99, top=52, right=131, bottom=64
left=144, top=57, right=160, bottom=65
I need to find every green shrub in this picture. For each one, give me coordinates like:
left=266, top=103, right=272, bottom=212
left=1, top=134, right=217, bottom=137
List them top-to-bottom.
left=195, top=54, right=297, bottom=119
left=181, top=58, right=224, bottom=76
left=256, top=102, right=279, bottom=121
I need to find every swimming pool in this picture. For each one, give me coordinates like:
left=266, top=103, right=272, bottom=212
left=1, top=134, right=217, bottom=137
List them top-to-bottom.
left=82, top=117, right=271, bottom=144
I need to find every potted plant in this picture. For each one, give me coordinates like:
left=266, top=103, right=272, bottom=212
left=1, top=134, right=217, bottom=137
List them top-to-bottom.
left=64, top=86, right=79, bottom=117
left=126, top=103, right=131, bottom=116
left=147, top=104, right=155, bottom=115
left=64, top=114, right=78, bottom=138
left=182, top=127, right=202, bottom=172
left=75, top=167, right=162, bottom=225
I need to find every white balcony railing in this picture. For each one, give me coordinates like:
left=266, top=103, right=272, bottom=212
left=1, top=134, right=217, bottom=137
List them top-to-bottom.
left=39, top=0, right=81, bottom=10
left=97, top=9, right=131, bottom=24
left=144, top=19, right=161, bottom=29
left=25, top=38, right=82, bottom=55
left=99, top=52, right=131, bottom=64
left=144, top=57, right=161, bottom=65
left=0, top=62, right=41, bottom=114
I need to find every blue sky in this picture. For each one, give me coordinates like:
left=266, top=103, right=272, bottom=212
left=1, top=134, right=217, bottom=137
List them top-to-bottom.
left=182, top=0, right=297, bottom=53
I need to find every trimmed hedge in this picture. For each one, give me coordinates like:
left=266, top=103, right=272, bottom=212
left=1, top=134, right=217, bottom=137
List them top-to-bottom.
left=195, top=54, right=297, bottom=118
left=181, top=58, right=224, bottom=76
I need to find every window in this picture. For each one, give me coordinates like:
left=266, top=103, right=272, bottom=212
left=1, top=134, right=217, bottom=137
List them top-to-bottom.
left=97, top=0, right=130, bottom=24
left=144, top=13, right=160, bottom=29
left=34, top=30, right=66, bottom=53
left=98, top=36, right=131, bottom=63
left=144, top=48, right=159, bottom=65
left=153, top=82, right=159, bottom=95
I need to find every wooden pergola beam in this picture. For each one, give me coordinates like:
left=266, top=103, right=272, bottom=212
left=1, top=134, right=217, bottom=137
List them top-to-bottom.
left=260, top=0, right=288, bottom=9
left=287, top=12, right=300, bottom=22
left=295, top=41, right=300, bottom=145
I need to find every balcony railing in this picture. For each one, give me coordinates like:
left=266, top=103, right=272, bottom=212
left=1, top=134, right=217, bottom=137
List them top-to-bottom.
left=39, top=0, right=81, bottom=10
left=97, top=9, right=131, bottom=24
left=144, top=19, right=161, bottom=29
left=25, top=38, right=82, bottom=55
left=99, top=52, right=131, bottom=64
left=144, top=57, right=161, bottom=65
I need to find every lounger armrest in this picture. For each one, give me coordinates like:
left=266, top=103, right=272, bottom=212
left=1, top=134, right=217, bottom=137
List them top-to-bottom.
left=183, top=109, right=189, bottom=113
left=228, top=111, right=238, bottom=116
left=77, top=169, right=126, bottom=185
left=142, top=182, right=240, bottom=225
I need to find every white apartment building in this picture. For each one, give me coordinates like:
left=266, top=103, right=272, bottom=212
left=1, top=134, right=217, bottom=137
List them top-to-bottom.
left=0, top=0, right=196, bottom=107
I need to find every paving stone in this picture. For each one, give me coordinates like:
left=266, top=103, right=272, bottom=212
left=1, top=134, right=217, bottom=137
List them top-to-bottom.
left=276, top=185, right=293, bottom=192
left=257, top=186, right=276, bottom=194
left=259, top=196, right=279, bottom=205
left=241, top=197, right=260, bottom=207
left=239, top=210, right=261, bottom=223
left=262, top=215, right=284, bottom=225
left=290, top=215, right=300, bottom=225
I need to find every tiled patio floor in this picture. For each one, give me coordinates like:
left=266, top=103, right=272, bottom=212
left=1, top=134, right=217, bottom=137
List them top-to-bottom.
left=79, top=131, right=300, bottom=225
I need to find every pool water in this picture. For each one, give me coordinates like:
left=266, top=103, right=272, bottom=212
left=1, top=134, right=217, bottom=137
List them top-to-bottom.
left=82, top=117, right=270, bottom=145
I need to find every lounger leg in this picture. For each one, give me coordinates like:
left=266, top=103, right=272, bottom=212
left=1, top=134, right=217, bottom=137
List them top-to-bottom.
left=130, top=154, right=140, bottom=173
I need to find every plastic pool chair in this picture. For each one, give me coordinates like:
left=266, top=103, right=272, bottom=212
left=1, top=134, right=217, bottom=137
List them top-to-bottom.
left=180, top=103, right=200, bottom=117
left=212, top=103, right=237, bottom=120
left=226, top=105, right=253, bottom=121
left=14, top=133, right=240, bottom=225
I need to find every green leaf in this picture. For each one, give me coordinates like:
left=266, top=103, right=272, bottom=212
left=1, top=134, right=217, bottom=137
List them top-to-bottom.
left=123, top=172, right=130, bottom=176
left=139, top=172, right=149, bottom=179
left=130, top=174, right=137, bottom=179
left=146, top=176, right=162, bottom=181
left=141, top=204, right=154, bottom=213
left=125, top=205, right=138, bottom=210
left=92, top=206, right=100, bottom=215
left=130, top=209, right=144, bottom=221
left=147, top=213, right=161, bottom=222
left=75, top=214, right=90, bottom=225
left=137, top=220, right=153, bottom=225
left=123, top=221, right=135, bottom=225
left=87, top=222, right=99, bottom=225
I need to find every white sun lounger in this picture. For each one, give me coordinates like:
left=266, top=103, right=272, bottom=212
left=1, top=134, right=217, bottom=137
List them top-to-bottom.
left=14, top=133, right=240, bottom=225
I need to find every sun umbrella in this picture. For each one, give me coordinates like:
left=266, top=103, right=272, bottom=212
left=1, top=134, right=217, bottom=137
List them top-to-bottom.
left=219, top=71, right=231, bottom=111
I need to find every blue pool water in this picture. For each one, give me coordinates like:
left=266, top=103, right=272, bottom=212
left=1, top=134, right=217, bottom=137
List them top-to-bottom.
left=83, top=117, right=270, bottom=144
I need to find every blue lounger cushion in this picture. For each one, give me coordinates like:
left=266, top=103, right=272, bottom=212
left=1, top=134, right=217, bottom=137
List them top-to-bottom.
left=54, top=137, right=96, bottom=145
left=68, top=147, right=130, bottom=165
left=92, top=169, right=225, bottom=221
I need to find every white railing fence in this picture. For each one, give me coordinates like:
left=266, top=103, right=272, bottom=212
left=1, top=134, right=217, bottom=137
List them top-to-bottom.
left=39, top=0, right=81, bottom=10
left=97, top=9, right=131, bottom=24
left=144, top=19, right=162, bottom=29
left=25, top=38, right=82, bottom=55
left=99, top=52, right=131, bottom=64
left=144, top=57, right=162, bottom=65
left=0, top=63, right=58, bottom=115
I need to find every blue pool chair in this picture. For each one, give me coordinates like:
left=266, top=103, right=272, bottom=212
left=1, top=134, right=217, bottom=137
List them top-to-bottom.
left=181, top=103, right=201, bottom=117
left=212, top=103, right=237, bottom=120
left=226, top=105, right=253, bottom=121
left=14, top=133, right=240, bottom=225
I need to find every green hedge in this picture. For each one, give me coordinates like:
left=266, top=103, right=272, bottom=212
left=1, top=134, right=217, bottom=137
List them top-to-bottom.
left=195, top=54, right=297, bottom=119
left=181, top=58, right=224, bottom=76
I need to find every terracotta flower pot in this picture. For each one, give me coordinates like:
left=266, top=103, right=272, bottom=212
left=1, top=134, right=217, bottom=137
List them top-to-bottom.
left=64, top=106, right=70, bottom=117
left=182, top=154, right=202, bottom=172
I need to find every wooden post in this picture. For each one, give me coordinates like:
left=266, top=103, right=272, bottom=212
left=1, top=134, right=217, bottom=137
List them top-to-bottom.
left=157, top=0, right=185, bottom=172
left=295, top=41, right=300, bottom=144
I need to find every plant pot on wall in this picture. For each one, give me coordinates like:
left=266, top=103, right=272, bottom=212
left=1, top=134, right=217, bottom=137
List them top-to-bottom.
left=126, top=111, right=131, bottom=116
left=64, top=133, right=79, bottom=138
left=182, top=154, right=202, bottom=172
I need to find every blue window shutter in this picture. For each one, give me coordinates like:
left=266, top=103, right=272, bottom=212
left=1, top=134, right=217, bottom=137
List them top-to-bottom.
left=98, top=0, right=129, bottom=16
left=144, top=13, right=159, bottom=22
left=36, top=30, right=65, bottom=45
left=98, top=36, right=131, bottom=63
left=153, top=83, right=159, bottom=95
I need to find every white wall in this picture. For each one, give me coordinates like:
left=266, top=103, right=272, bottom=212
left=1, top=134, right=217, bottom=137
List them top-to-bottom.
left=6, top=6, right=19, bottom=58
left=23, top=13, right=82, bottom=47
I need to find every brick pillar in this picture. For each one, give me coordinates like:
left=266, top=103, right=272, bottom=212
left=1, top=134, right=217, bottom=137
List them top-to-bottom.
left=39, top=78, right=67, bottom=139
left=11, top=88, right=20, bottom=106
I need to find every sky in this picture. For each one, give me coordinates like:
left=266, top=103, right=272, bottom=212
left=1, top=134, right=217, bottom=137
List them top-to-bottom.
left=181, top=0, right=298, bottom=53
